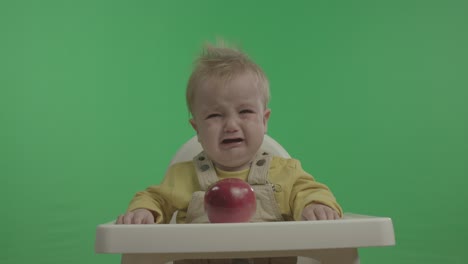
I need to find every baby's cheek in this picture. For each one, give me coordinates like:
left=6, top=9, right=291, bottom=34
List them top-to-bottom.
left=244, top=114, right=263, bottom=123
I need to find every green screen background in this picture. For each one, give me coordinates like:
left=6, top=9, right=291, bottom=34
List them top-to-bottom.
left=2, top=1, right=467, bottom=263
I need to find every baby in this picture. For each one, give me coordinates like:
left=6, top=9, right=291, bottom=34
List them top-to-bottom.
left=116, top=42, right=342, bottom=225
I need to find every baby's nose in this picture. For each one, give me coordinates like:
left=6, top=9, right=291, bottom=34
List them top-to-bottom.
left=224, top=117, right=239, bottom=132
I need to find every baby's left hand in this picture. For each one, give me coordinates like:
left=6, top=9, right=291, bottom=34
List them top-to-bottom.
left=301, top=203, right=340, bottom=220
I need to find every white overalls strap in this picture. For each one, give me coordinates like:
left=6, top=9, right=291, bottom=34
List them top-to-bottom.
left=193, top=151, right=219, bottom=191
left=246, top=151, right=284, bottom=222
left=246, top=151, right=271, bottom=185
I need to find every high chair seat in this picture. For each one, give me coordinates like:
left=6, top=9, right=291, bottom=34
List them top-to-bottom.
left=95, top=135, right=395, bottom=264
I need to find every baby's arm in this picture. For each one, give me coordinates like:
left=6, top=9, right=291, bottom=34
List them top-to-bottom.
left=289, top=159, right=343, bottom=221
left=114, top=162, right=192, bottom=224
left=113, top=185, right=170, bottom=224
left=116, top=208, right=155, bottom=224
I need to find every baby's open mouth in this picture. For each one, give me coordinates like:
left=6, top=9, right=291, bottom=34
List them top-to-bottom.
left=221, top=138, right=243, bottom=144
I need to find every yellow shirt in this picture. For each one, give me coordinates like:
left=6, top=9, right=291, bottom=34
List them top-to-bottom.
left=128, top=156, right=343, bottom=223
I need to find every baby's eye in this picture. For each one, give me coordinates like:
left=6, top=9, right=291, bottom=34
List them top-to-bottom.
left=240, top=109, right=254, bottom=114
left=206, top=113, right=221, bottom=119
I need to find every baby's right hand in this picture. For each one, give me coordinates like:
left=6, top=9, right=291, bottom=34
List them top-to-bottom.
left=116, top=208, right=155, bottom=224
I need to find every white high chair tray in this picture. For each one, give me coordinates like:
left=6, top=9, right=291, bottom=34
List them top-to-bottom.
left=95, top=213, right=395, bottom=259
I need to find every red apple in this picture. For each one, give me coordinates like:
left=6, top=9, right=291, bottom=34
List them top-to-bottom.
left=204, top=178, right=256, bottom=223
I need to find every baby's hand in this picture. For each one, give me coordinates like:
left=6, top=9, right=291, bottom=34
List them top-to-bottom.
left=301, top=203, right=340, bottom=221
left=116, top=208, right=155, bottom=224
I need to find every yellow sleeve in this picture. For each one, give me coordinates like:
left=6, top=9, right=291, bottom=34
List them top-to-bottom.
left=289, top=160, right=343, bottom=220
left=127, top=161, right=198, bottom=224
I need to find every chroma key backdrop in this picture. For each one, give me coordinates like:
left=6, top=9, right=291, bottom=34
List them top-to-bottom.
left=2, top=1, right=467, bottom=263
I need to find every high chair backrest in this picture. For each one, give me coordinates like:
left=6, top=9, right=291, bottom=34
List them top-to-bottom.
left=169, top=134, right=291, bottom=165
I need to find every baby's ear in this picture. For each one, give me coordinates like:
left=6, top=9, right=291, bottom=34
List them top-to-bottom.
left=263, top=109, right=271, bottom=133
left=189, top=119, right=198, bottom=133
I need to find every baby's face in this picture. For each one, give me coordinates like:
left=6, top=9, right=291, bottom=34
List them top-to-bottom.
left=190, top=73, right=270, bottom=171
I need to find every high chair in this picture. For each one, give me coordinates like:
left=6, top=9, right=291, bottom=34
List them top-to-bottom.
left=95, top=135, right=395, bottom=264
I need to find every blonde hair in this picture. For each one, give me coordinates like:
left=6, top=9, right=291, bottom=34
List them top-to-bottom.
left=186, top=41, right=270, bottom=115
